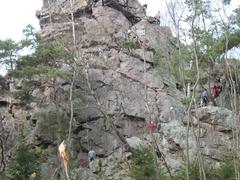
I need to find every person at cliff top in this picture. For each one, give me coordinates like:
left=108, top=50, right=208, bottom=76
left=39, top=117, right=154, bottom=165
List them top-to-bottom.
left=143, top=4, right=148, bottom=13
left=155, top=10, right=160, bottom=25
left=201, top=88, right=209, bottom=106
left=88, top=149, right=96, bottom=161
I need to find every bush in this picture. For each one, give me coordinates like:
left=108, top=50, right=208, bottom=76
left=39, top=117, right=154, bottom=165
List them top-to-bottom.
left=119, top=38, right=139, bottom=49
left=154, top=49, right=170, bottom=74
left=13, top=80, right=41, bottom=104
left=181, top=97, right=191, bottom=106
left=6, top=131, right=41, bottom=180
left=129, top=147, right=160, bottom=180
left=129, top=151, right=236, bottom=180
left=217, top=156, right=235, bottom=180
left=174, top=160, right=218, bottom=180
left=174, top=161, right=199, bottom=180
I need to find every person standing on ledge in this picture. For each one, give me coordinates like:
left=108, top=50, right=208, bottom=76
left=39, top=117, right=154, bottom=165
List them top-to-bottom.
left=143, top=4, right=148, bottom=14
left=155, top=10, right=160, bottom=25
left=201, top=87, right=209, bottom=106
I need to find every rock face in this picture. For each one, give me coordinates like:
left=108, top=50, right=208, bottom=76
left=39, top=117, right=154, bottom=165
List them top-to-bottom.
left=0, top=0, right=238, bottom=179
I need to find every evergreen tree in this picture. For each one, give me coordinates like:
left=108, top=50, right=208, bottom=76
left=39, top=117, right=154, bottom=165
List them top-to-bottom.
left=0, top=25, right=38, bottom=71
left=0, top=39, right=20, bottom=70
left=6, top=131, right=40, bottom=180
left=130, top=147, right=159, bottom=180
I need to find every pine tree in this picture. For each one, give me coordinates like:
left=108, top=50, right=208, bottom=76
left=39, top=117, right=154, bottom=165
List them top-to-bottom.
left=0, top=39, right=20, bottom=70
left=6, top=131, right=40, bottom=180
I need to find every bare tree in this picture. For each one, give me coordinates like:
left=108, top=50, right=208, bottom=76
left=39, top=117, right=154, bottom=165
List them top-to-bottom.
left=165, top=0, right=187, bottom=95
left=184, top=1, right=207, bottom=179
left=217, top=4, right=240, bottom=179
left=0, top=115, right=6, bottom=174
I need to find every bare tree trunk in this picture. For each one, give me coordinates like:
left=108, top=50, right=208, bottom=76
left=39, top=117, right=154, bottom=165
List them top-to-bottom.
left=47, top=0, right=53, bottom=26
left=67, top=0, right=77, bottom=143
left=165, top=0, right=186, bottom=95
left=219, top=5, right=240, bottom=177
left=186, top=12, right=201, bottom=180
left=224, top=36, right=239, bottom=180
left=67, top=69, right=76, bottom=142
left=193, top=99, right=206, bottom=180
left=0, top=115, right=5, bottom=174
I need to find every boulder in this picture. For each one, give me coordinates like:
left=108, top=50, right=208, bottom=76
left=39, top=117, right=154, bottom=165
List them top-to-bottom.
left=103, top=0, right=145, bottom=23
left=93, top=6, right=131, bottom=39
left=132, top=20, right=177, bottom=60
left=132, top=49, right=154, bottom=63
left=197, top=106, right=236, bottom=131
left=33, top=108, right=69, bottom=144
left=126, top=136, right=148, bottom=148
left=71, top=168, right=98, bottom=180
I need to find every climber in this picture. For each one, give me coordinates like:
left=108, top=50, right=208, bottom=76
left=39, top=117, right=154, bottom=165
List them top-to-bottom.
left=143, top=4, right=148, bottom=13
left=155, top=10, right=160, bottom=25
left=212, top=80, right=222, bottom=98
left=212, top=84, right=217, bottom=98
left=201, top=88, right=209, bottom=106
left=147, top=121, right=157, bottom=132
left=88, top=149, right=96, bottom=161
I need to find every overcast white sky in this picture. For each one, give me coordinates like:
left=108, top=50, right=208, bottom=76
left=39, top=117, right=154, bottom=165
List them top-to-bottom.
left=0, top=0, right=163, bottom=41
left=0, top=0, right=239, bottom=41
left=0, top=0, right=42, bottom=41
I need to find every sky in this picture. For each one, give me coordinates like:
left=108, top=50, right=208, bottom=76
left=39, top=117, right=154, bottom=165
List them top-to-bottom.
left=0, top=0, right=42, bottom=41
left=0, top=0, right=162, bottom=42
left=0, top=0, right=240, bottom=41
left=0, top=0, right=42, bottom=75
left=139, top=0, right=163, bottom=16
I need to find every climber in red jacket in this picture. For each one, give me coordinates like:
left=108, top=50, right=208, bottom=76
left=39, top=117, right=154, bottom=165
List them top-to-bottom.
left=211, top=79, right=223, bottom=106
left=212, top=81, right=222, bottom=98
left=212, top=84, right=217, bottom=98
left=147, top=121, right=157, bottom=132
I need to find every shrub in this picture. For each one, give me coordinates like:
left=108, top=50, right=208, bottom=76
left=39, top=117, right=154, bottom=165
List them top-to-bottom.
left=119, top=38, right=139, bottom=49
left=154, top=49, right=170, bottom=73
left=12, top=80, right=41, bottom=104
left=181, top=97, right=191, bottom=106
left=6, top=131, right=41, bottom=180
left=129, top=147, right=159, bottom=180
left=217, top=156, right=235, bottom=180
left=174, top=160, right=217, bottom=180
left=174, top=161, right=199, bottom=180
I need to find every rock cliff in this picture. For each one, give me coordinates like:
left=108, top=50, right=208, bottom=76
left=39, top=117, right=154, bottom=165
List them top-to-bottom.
left=0, top=0, right=239, bottom=179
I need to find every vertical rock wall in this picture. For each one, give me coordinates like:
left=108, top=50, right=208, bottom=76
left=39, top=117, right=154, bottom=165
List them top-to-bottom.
left=0, top=0, right=238, bottom=179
